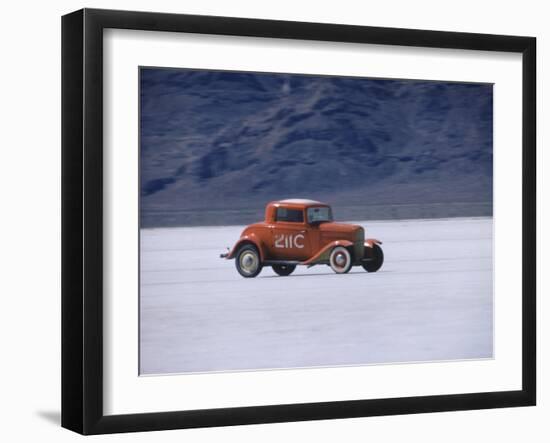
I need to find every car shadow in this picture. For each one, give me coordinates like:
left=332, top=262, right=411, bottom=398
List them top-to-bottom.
left=259, top=270, right=390, bottom=278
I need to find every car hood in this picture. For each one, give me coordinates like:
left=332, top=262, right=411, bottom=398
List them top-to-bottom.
left=318, top=222, right=362, bottom=234
left=318, top=223, right=364, bottom=244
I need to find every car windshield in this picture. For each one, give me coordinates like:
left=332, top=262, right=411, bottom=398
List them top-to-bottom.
left=307, top=206, right=333, bottom=224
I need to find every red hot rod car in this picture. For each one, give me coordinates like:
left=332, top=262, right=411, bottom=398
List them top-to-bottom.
left=220, top=199, right=383, bottom=278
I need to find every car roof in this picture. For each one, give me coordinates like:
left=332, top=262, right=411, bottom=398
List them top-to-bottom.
left=269, top=199, right=329, bottom=209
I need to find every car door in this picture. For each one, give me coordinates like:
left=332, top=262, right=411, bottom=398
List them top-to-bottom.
left=269, top=208, right=311, bottom=261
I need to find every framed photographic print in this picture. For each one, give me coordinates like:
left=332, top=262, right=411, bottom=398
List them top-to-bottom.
left=61, top=8, right=536, bottom=435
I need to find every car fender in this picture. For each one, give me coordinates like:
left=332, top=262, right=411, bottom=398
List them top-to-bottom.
left=226, top=233, right=266, bottom=261
left=364, top=238, right=382, bottom=248
left=302, top=240, right=354, bottom=265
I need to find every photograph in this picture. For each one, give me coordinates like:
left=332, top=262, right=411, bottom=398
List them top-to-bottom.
left=138, top=67, right=494, bottom=375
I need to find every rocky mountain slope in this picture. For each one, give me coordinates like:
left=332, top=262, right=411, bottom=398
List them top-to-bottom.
left=140, top=68, right=492, bottom=227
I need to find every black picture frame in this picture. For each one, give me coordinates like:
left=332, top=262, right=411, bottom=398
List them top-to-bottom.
left=62, top=8, right=536, bottom=435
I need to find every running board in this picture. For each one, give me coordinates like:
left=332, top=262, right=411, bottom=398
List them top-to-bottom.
left=264, top=258, right=373, bottom=265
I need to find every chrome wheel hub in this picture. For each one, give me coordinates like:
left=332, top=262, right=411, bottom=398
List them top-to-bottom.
left=240, top=252, right=258, bottom=274
left=335, top=253, right=346, bottom=266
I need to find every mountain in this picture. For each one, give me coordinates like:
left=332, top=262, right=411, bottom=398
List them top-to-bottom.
left=140, top=68, right=493, bottom=227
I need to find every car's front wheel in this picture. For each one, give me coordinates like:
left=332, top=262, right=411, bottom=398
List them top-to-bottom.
left=235, top=244, right=263, bottom=278
left=362, top=244, right=384, bottom=272
left=329, top=246, right=352, bottom=274
left=272, top=264, right=296, bottom=276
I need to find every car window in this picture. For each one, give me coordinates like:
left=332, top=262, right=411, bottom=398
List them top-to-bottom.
left=307, top=206, right=333, bottom=223
left=275, top=207, right=304, bottom=223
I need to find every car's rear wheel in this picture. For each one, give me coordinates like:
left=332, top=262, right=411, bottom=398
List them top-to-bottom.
left=235, top=244, right=263, bottom=278
left=362, top=244, right=384, bottom=272
left=329, top=246, right=352, bottom=274
left=272, top=264, right=296, bottom=276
